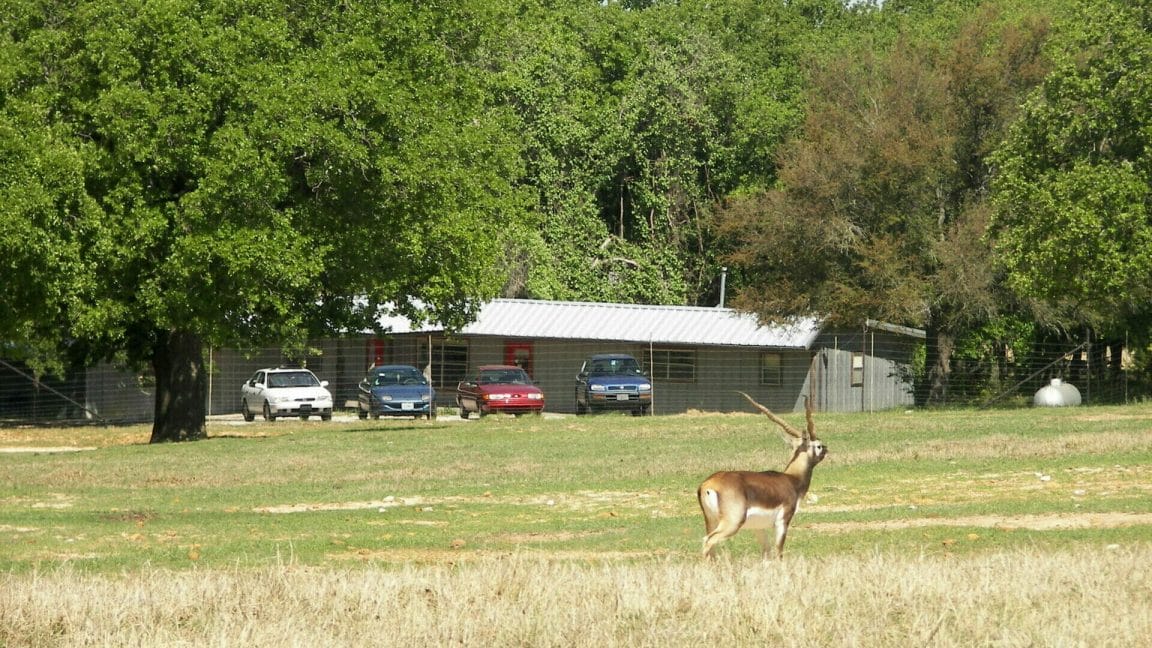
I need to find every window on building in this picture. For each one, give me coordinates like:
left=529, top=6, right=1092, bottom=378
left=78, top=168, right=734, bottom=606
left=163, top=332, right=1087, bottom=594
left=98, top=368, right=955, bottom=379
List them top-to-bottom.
left=417, top=338, right=469, bottom=389
left=651, top=348, right=695, bottom=382
left=760, top=352, right=782, bottom=386
left=851, top=352, right=865, bottom=387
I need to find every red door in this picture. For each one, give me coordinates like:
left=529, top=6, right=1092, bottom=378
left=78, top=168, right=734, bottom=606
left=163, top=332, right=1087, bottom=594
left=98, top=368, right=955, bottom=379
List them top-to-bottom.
left=368, top=338, right=386, bottom=368
left=504, top=342, right=534, bottom=377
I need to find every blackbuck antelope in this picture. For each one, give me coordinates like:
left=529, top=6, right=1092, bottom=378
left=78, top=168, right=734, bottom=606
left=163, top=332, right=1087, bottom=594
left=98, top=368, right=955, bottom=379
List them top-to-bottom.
left=697, top=392, right=827, bottom=559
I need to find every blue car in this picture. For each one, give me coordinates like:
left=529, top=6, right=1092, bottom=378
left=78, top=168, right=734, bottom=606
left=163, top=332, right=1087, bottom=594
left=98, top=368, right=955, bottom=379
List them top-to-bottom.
left=575, top=353, right=652, bottom=416
left=357, top=365, right=437, bottom=420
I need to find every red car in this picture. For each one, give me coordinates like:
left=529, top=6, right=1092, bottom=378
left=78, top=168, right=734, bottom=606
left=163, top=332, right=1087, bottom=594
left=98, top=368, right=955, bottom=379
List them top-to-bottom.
left=456, top=365, right=545, bottom=418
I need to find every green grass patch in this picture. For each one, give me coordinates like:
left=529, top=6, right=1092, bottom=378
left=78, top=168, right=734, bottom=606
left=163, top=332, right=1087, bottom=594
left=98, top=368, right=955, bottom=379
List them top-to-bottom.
left=3, top=405, right=1151, bottom=572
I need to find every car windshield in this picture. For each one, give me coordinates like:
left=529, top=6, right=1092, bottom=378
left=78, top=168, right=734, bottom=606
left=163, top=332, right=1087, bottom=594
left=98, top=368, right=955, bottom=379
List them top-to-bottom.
left=588, top=358, right=643, bottom=376
left=478, top=369, right=531, bottom=385
left=373, top=370, right=427, bottom=386
left=268, top=371, right=320, bottom=388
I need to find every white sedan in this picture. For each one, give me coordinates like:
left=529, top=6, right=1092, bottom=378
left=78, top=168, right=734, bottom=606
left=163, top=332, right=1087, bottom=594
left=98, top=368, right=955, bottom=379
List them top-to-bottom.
left=240, top=367, right=334, bottom=422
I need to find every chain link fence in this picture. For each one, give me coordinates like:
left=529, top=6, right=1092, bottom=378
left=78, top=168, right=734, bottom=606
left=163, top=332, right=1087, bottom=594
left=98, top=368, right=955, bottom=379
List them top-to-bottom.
left=0, top=335, right=1141, bottom=426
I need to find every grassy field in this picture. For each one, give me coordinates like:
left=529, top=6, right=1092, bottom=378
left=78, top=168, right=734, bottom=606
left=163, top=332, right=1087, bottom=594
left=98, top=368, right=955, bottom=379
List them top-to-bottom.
left=2, top=405, right=1151, bottom=646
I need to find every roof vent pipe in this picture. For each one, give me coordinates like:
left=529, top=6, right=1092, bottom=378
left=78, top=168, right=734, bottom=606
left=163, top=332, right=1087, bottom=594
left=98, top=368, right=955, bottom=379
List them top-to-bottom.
left=719, top=267, right=728, bottom=308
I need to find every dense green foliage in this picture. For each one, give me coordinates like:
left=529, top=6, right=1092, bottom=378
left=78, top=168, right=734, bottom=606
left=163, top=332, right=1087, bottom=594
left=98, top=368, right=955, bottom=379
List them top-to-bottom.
left=4, top=0, right=1152, bottom=434
left=991, top=0, right=1152, bottom=329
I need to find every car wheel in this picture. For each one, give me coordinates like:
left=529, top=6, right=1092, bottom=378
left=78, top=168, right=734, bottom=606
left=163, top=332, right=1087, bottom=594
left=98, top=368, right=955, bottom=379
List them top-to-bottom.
left=457, top=398, right=469, bottom=419
left=241, top=400, right=255, bottom=422
left=263, top=402, right=276, bottom=422
left=357, top=406, right=367, bottom=420
left=428, top=406, right=437, bottom=421
left=371, top=410, right=380, bottom=420
left=321, top=413, right=332, bottom=421
left=300, top=414, right=310, bottom=421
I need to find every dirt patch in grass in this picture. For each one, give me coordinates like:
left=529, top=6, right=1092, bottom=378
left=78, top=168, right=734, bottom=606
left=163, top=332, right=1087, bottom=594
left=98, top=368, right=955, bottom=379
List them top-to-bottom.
left=0, top=446, right=97, bottom=454
left=253, top=490, right=678, bottom=516
left=807, top=511, right=1152, bottom=533
left=493, top=530, right=603, bottom=544
left=327, top=547, right=662, bottom=563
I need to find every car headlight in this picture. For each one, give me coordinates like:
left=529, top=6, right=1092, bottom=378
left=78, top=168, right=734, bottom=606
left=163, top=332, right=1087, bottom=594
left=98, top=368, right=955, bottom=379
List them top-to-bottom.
left=638, top=383, right=652, bottom=392
left=590, top=384, right=606, bottom=392
left=485, top=393, right=511, bottom=400
left=527, top=393, right=544, bottom=400
left=268, top=394, right=291, bottom=404
left=421, top=394, right=431, bottom=402
left=378, top=395, right=393, bottom=401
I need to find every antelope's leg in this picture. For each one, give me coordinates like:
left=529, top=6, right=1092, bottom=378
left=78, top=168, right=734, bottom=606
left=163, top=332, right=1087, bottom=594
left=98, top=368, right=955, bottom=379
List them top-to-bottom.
left=773, top=509, right=794, bottom=559
left=702, top=523, right=741, bottom=559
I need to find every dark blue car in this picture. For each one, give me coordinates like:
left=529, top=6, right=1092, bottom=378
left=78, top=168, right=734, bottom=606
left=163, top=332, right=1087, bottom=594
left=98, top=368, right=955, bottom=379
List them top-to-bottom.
left=575, top=353, right=652, bottom=416
left=357, top=365, right=437, bottom=420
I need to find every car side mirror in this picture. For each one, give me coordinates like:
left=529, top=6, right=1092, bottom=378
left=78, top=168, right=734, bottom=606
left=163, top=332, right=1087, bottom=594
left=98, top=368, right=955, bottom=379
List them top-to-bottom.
left=320, top=380, right=329, bottom=388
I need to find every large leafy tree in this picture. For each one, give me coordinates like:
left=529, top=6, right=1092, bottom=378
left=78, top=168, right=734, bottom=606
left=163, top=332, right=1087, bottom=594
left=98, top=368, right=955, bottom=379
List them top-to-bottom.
left=0, top=0, right=527, bottom=441
left=496, top=0, right=835, bottom=305
left=991, top=0, right=1152, bottom=330
left=715, top=2, right=1053, bottom=404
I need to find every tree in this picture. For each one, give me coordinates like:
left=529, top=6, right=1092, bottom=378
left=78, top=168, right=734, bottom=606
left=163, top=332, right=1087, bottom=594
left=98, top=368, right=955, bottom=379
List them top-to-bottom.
left=0, top=0, right=528, bottom=441
left=495, top=0, right=832, bottom=305
left=991, top=0, right=1152, bottom=328
left=715, top=2, right=1053, bottom=404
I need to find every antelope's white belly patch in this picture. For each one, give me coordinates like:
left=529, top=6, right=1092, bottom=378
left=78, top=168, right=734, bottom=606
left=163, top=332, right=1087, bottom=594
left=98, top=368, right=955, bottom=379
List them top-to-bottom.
left=742, top=506, right=783, bottom=530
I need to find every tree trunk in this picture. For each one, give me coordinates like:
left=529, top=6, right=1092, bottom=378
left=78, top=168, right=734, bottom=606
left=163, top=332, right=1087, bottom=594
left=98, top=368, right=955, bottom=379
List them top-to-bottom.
left=917, top=324, right=955, bottom=407
left=150, top=329, right=208, bottom=443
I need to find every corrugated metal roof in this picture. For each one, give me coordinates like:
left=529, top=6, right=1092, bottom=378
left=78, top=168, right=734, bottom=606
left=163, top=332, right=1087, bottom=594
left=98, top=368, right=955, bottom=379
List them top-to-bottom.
left=376, top=299, right=821, bottom=349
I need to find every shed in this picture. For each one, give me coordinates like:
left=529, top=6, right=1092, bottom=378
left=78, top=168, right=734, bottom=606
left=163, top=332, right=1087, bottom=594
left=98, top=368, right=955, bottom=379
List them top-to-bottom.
left=332, top=299, right=919, bottom=415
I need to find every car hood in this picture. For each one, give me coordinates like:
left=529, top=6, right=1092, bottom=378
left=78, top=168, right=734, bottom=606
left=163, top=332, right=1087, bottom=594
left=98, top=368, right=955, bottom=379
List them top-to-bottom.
left=586, top=375, right=650, bottom=387
left=475, top=384, right=543, bottom=395
left=370, top=385, right=435, bottom=399
left=272, top=386, right=332, bottom=400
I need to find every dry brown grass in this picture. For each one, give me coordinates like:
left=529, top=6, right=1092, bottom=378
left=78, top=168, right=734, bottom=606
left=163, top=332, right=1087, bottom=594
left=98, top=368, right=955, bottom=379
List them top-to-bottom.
left=2, top=547, right=1149, bottom=647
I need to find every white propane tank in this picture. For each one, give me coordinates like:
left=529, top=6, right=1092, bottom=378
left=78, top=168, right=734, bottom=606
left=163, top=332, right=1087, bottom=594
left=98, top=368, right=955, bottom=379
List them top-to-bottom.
left=1033, top=378, right=1082, bottom=407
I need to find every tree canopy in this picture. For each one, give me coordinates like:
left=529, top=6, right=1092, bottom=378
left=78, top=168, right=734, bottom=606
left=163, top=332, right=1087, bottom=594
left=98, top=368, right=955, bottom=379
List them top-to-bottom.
left=0, top=0, right=529, bottom=440
left=991, top=0, right=1152, bottom=333
left=714, top=2, right=1053, bottom=403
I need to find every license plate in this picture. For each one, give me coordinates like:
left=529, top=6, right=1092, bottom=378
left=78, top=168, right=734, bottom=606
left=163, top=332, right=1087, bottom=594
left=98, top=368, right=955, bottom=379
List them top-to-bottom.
left=615, top=394, right=630, bottom=401
left=401, top=402, right=414, bottom=410
left=300, top=404, right=312, bottom=413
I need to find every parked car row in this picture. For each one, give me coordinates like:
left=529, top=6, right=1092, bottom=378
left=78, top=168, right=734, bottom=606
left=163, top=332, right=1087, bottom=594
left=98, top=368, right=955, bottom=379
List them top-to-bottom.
left=239, top=353, right=653, bottom=422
